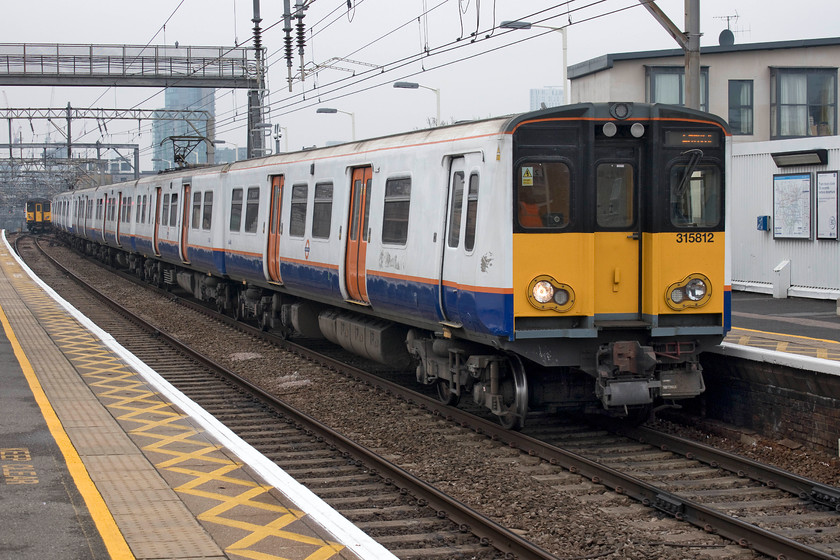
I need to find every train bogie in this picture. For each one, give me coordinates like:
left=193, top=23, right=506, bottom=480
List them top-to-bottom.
left=53, top=102, right=730, bottom=429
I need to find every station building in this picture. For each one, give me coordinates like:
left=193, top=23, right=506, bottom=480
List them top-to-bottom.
left=569, top=36, right=840, bottom=299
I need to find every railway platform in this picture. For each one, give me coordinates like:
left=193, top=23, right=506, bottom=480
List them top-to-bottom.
left=0, top=234, right=393, bottom=560
left=720, top=290, right=840, bottom=369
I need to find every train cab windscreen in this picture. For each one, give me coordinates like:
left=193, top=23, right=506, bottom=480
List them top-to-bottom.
left=516, top=161, right=571, bottom=229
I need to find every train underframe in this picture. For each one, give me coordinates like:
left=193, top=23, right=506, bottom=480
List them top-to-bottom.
left=70, top=239, right=708, bottom=429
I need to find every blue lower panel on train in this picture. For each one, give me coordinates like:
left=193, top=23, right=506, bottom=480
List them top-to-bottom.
left=186, top=246, right=225, bottom=276
left=224, top=252, right=263, bottom=280
left=280, top=261, right=341, bottom=300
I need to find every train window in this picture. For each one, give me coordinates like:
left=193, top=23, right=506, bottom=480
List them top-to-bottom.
left=517, top=162, right=570, bottom=229
left=596, top=163, right=634, bottom=228
left=669, top=164, right=721, bottom=228
left=448, top=172, right=464, bottom=247
left=465, top=173, right=479, bottom=251
left=383, top=177, right=411, bottom=245
left=312, top=182, right=333, bottom=239
left=289, top=184, right=308, bottom=237
left=244, top=187, right=260, bottom=233
left=230, top=188, right=243, bottom=231
left=191, top=192, right=202, bottom=229
left=202, top=192, right=213, bottom=230
left=169, top=193, right=179, bottom=227
left=162, top=194, right=170, bottom=226
left=135, top=195, right=142, bottom=222
left=141, top=195, right=147, bottom=224
left=96, top=199, right=102, bottom=220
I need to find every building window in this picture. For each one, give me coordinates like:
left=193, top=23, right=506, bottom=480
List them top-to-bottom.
left=647, top=66, right=709, bottom=112
left=771, top=68, right=836, bottom=138
left=728, top=80, right=754, bottom=135
left=383, top=177, right=411, bottom=245
left=312, top=182, right=333, bottom=239
left=289, top=184, right=308, bottom=237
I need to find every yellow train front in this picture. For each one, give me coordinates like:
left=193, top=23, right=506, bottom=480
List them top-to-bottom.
left=505, top=102, right=729, bottom=421
left=25, top=198, right=52, bottom=233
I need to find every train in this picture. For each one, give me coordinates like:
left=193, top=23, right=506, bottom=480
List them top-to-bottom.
left=52, top=102, right=731, bottom=428
left=25, top=197, right=52, bottom=233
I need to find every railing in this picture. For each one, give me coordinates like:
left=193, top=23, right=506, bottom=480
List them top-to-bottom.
left=0, top=43, right=255, bottom=83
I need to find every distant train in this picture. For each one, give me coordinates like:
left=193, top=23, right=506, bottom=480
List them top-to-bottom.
left=53, top=102, right=731, bottom=428
left=25, top=198, right=52, bottom=233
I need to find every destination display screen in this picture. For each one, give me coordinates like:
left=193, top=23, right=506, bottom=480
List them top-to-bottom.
left=664, top=130, right=720, bottom=147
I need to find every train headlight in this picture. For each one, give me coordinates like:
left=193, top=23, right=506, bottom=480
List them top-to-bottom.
left=665, top=273, right=712, bottom=310
left=527, top=275, right=575, bottom=312
left=685, top=278, right=707, bottom=301
left=533, top=281, right=554, bottom=304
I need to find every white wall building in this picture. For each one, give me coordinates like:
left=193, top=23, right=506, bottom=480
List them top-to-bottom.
left=569, top=37, right=840, bottom=299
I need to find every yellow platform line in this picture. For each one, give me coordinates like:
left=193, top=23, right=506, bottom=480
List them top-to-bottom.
left=12, top=276, right=346, bottom=560
left=0, top=303, right=135, bottom=560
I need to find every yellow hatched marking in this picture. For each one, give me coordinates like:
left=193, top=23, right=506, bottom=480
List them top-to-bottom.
left=7, top=271, right=345, bottom=560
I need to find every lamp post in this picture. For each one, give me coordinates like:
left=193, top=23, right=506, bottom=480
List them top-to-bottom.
left=500, top=20, right=568, bottom=105
left=393, top=81, right=441, bottom=126
left=316, top=108, right=356, bottom=141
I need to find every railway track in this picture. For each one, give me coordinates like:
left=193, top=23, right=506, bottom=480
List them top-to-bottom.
left=20, top=233, right=840, bottom=559
left=15, top=234, right=554, bottom=560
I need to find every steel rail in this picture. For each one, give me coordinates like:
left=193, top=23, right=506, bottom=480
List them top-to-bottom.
left=26, top=234, right=559, bottom=560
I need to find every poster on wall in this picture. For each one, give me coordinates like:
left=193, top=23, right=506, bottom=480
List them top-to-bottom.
left=816, top=171, right=839, bottom=240
left=773, top=173, right=812, bottom=239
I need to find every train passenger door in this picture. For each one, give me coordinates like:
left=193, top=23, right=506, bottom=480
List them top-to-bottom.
left=593, top=146, right=642, bottom=321
left=439, top=155, right=480, bottom=327
left=345, top=166, right=372, bottom=304
left=266, top=175, right=284, bottom=284
left=180, top=183, right=191, bottom=263
left=153, top=187, right=162, bottom=256
left=115, top=193, right=123, bottom=246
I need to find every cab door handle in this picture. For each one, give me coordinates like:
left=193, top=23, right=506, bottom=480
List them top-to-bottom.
left=627, top=232, right=640, bottom=240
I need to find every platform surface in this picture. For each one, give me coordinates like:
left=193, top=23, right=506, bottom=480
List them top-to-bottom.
left=0, top=235, right=390, bottom=560
left=726, top=291, right=840, bottom=362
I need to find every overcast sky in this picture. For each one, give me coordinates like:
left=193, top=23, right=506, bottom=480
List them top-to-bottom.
left=1, top=0, right=837, bottom=164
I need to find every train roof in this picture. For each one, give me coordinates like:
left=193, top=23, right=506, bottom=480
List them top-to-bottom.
left=54, top=103, right=729, bottom=199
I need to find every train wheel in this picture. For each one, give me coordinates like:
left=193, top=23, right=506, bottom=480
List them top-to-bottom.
left=496, top=356, right=528, bottom=430
left=435, top=379, right=460, bottom=406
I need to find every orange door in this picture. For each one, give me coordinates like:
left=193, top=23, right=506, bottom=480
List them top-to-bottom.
left=345, top=166, right=372, bottom=303
left=267, top=175, right=284, bottom=283
left=180, top=184, right=191, bottom=263
left=153, top=187, right=162, bottom=256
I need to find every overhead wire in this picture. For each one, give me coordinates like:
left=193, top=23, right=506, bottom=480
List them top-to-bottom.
left=83, top=0, right=652, bottom=160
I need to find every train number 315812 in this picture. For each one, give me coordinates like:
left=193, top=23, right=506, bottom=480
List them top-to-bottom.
left=676, top=232, right=715, bottom=243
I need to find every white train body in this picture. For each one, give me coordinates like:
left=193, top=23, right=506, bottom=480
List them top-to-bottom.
left=53, top=103, right=731, bottom=428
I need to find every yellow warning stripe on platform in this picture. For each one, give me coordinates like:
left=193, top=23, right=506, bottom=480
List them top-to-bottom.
left=6, top=266, right=346, bottom=559
left=0, top=304, right=136, bottom=560
left=727, top=327, right=840, bottom=361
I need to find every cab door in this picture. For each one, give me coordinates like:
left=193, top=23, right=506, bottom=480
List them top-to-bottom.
left=593, top=147, right=642, bottom=321
left=345, top=166, right=372, bottom=303
left=266, top=175, right=284, bottom=283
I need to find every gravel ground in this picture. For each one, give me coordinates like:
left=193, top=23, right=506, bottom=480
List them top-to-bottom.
left=33, top=238, right=840, bottom=559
